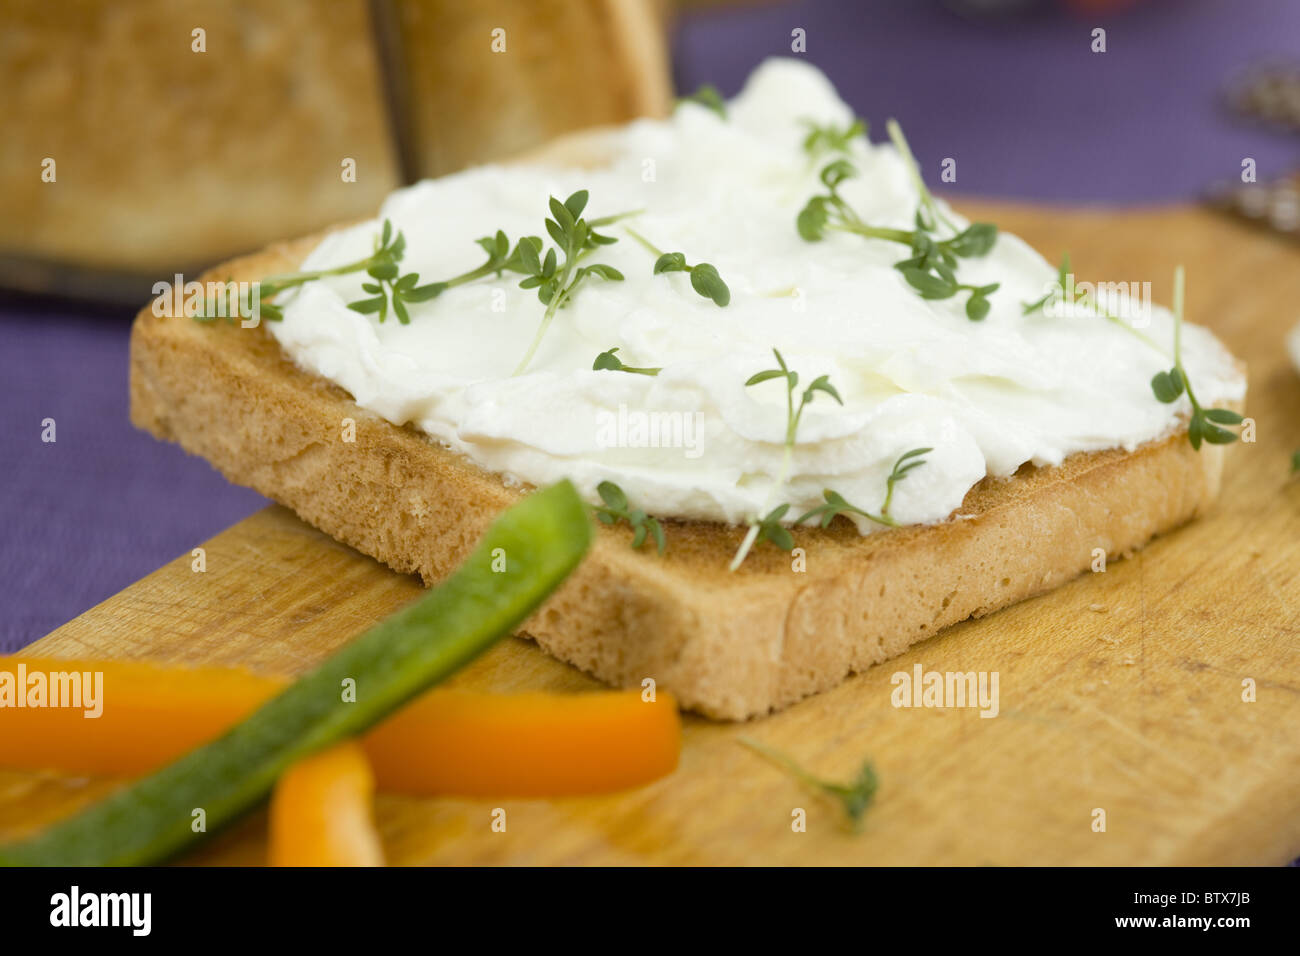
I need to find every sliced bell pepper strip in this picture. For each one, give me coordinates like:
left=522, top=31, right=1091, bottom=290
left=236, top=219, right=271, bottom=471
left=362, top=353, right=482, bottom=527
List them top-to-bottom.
left=0, top=658, right=680, bottom=797
left=368, top=687, right=680, bottom=797
left=268, top=741, right=384, bottom=867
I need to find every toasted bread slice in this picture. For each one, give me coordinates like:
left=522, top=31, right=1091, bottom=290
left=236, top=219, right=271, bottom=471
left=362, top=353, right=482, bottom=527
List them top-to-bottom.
left=128, top=136, right=1239, bottom=720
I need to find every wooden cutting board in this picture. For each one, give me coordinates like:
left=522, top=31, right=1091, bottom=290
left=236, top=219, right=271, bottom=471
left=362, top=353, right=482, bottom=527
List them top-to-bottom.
left=3, top=202, right=1299, bottom=865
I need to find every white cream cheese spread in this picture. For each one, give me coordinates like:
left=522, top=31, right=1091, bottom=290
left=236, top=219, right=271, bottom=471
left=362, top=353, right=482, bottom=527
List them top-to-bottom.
left=269, top=59, right=1246, bottom=532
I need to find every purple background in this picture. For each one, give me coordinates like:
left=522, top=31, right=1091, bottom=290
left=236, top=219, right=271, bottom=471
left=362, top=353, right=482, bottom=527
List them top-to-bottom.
left=3, top=0, right=1299, bottom=652
left=675, top=0, right=1300, bottom=203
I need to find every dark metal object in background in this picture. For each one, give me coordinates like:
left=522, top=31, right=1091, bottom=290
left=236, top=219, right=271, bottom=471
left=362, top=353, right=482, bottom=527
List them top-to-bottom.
left=1224, top=62, right=1300, bottom=134
left=1210, top=63, right=1300, bottom=242
left=1207, top=173, right=1300, bottom=242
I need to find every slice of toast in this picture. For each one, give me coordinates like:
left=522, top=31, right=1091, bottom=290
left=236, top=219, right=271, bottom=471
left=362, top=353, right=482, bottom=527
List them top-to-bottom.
left=129, top=137, right=1239, bottom=721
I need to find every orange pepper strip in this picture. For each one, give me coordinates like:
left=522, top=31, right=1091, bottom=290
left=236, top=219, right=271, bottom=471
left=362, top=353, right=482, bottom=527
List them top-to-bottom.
left=0, top=657, right=680, bottom=796
left=0, top=657, right=278, bottom=776
left=369, top=688, right=681, bottom=797
left=268, top=741, right=384, bottom=867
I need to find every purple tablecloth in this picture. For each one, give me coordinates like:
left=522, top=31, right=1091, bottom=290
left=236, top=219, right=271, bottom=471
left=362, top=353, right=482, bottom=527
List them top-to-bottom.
left=4, top=0, right=1299, bottom=652
left=1, top=304, right=266, bottom=649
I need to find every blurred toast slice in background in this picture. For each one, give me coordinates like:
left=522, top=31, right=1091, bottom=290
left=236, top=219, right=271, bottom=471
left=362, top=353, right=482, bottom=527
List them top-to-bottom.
left=0, top=0, right=671, bottom=296
left=384, top=0, right=671, bottom=176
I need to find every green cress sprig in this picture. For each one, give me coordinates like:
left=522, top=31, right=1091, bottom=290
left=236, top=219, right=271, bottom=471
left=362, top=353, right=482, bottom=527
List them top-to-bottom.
left=676, top=83, right=727, bottom=118
left=801, top=117, right=867, bottom=159
left=885, top=118, right=957, bottom=235
left=797, top=130, right=1000, bottom=321
left=511, top=190, right=639, bottom=375
left=189, top=218, right=426, bottom=324
left=195, top=219, right=536, bottom=326
left=345, top=219, right=445, bottom=324
left=624, top=227, right=730, bottom=307
left=372, top=228, right=549, bottom=312
left=1022, top=251, right=1167, bottom=354
left=1021, top=252, right=1075, bottom=316
left=655, top=254, right=730, bottom=307
left=1022, top=261, right=1237, bottom=451
left=1149, top=266, right=1243, bottom=450
left=593, top=347, right=661, bottom=376
left=745, top=348, right=844, bottom=448
left=730, top=349, right=843, bottom=571
left=798, top=447, right=932, bottom=529
left=883, top=447, right=930, bottom=516
left=593, top=481, right=666, bottom=554
left=731, top=499, right=792, bottom=570
left=739, top=736, right=879, bottom=832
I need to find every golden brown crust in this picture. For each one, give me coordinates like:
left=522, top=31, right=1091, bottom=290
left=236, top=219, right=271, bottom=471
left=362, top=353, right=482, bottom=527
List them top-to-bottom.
left=127, top=130, right=1240, bottom=720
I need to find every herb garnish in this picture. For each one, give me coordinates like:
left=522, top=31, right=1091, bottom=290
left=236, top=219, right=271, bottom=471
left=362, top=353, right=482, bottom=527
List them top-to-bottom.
left=677, top=83, right=726, bottom=119
left=801, top=117, right=867, bottom=158
left=885, top=118, right=955, bottom=234
left=796, top=123, right=1000, bottom=321
left=511, top=190, right=638, bottom=375
left=189, top=218, right=425, bottom=324
left=194, top=219, right=537, bottom=326
left=345, top=219, right=445, bottom=324
left=191, top=220, right=506, bottom=326
left=624, top=227, right=730, bottom=307
left=376, top=228, right=548, bottom=312
left=1022, top=251, right=1168, bottom=355
left=1021, top=252, right=1074, bottom=316
left=655, top=254, right=730, bottom=306
left=1149, top=266, right=1243, bottom=450
left=593, top=348, right=661, bottom=376
left=744, top=348, right=844, bottom=447
left=730, top=349, right=843, bottom=570
left=882, top=446, right=929, bottom=516
left=797, top=447, right=932, bottom=528
left=593, top=481, right=665, bottom=554
left=797, top=490, right=881, bottom=528
left=751, top=504, right=795, bottom=552
left=739, top=736, right=879, bottom=832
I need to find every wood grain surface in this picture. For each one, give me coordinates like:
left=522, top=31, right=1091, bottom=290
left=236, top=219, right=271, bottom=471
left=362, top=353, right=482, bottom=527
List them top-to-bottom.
left=3, top=202, right=1299, bottom=865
